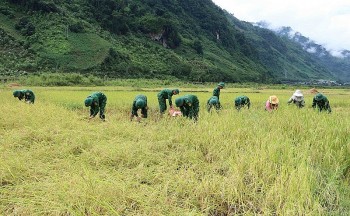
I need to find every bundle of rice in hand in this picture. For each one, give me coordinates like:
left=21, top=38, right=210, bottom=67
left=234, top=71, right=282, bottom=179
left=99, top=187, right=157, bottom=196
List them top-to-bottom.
left=169, top=107, right=182, bottom=117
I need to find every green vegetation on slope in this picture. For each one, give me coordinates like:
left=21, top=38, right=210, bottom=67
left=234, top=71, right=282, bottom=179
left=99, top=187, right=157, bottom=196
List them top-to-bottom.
left=0, top=0, right=343, bottom=82
left=225, top=15, right=334, bottom=81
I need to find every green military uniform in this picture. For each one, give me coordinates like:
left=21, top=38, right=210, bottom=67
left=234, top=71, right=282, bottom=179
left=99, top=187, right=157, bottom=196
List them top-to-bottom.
left=213, top=82, right=225, bottom=99
left=157, top=88, right=179, bottom=114
left=13, top=89, right=35, bottom=104
left=84, top=92, right=107, bottom=119
left=312, top=93, right=331, bottom=113
left=131, top=94, right=148, bottom=118
left=175, top=94, right=199, bottom=121
left=207, top=96, right=221, bottom=112
left=234, top=96, right=250, bottom=110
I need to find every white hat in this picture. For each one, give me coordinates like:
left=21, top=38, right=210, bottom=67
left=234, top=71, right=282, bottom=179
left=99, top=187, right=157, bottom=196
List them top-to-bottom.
left=293, top=89, right=303, bottom=97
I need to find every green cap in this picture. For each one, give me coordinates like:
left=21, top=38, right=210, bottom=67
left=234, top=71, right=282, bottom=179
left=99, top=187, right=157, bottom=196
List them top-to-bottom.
left=218, top=82, right=225, bottom=87
left=173, top=89, right=180, bottom=94
left=13, top=90, right=21, bottom=97
left=314, top=93, right=324, bottom=101
left=84, top=97, right=93, bottom=107
left=175, top=97, right=184, bottom=107
left=234, top=98, right=241, bottom=106
left=135, top=99, right=146, bottom=109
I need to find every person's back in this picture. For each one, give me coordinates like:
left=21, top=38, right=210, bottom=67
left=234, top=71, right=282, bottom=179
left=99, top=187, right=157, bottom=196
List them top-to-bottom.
left=158, top=89, right=172, bottom=99
left=288, top=89, right=305, bottom=108
left=84, top=92, right=107, bottom=120
left=91, top=92, right=105, bottom=100
left=312, top=93, right=331, bottom=113
left=175, top=94, right=199, bottom=120
left=185, top=94, right=199, bottom=107
left=131, top=95, right=148, bottom=122
left=207, top=96, right=220, bottom=112
left=208, top=96, right=219, bottom=105
left=235, top=96, right=250, bottom=110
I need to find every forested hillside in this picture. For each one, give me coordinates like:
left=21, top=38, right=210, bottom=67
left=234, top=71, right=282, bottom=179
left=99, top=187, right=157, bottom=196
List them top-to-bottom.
left=0, top=0, right=347, bottom=82
left=274, top=26, right=350, bottom=82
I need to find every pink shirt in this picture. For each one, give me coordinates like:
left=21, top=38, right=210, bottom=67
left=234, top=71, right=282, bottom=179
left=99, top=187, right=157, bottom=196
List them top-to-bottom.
left=265, top=100, right=278, bottom=111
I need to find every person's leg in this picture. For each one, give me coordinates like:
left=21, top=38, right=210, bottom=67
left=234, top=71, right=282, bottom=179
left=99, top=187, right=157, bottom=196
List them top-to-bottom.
left=99, top=97, right=107, bottom=119
left=158, top=98, right=166, bottom=114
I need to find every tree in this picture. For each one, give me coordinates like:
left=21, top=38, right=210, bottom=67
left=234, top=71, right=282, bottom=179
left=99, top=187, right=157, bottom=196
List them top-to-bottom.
left=192, top=40, right=203, bottom=55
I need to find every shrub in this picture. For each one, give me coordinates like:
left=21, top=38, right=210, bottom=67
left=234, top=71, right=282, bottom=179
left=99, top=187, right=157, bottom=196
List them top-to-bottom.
left=15, top=17, right=36, bottom=36
left=68, top=22, right=85, bottom=33
left=192, top=40, right=203, bottom=55
left=17, top=73, right=105, bottom=86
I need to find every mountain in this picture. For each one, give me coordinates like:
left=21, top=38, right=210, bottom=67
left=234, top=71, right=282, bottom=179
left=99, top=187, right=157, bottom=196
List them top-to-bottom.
left=0, top=0, right=348, bottom=83
left=273, top=26, right=350, bottom=82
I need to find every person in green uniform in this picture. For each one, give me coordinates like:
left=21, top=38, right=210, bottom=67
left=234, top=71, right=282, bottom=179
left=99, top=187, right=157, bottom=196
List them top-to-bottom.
left=213, top=82, right=225, bottom=99
left=157, top=88, right=179, bottom=114
left=13, top=89, right=35, bottom=104
left=84, top=92, right=107, bottom=120
left=312, top=93, right=331, bottom=113
left=130, top=94, right=148, bottom=122
left=175, top=94, right=199, bottom=121
left=234, top=95, right=250, bottom=110
left=207, top=96, right=222, bottom=112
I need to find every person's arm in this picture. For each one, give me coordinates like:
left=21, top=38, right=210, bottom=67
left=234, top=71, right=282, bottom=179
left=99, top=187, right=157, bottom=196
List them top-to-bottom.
left=168, top=92, right=173, bottom=107
left=18, top=93, right=24, bottom=101
left=25, top=93, right=30, bottom=101
left=25, top=93, right=34, bottom=103
left=30, top=93, right=35, bottom=103
left=287, top=97, right=293, bottom=104
left=312, top=98, right=316, bottom=108
left=189, top=100, right=200, bottom=119
left=247, top=100, right=251, bottom=109
left=90, top=101, right=99, bottom=117
left=131, top=101, right=138, bottom=117
left=218, top=101, right=222, bottom=109
left=265, top=101, right=271, bottom=111
left=326, top=101, right=332, bottom=113
left=206, top=103, right=211, bottom=112
left=179, top=106, right=185, bottom=115
left=189, top=106, right=196, bottom=119
left=90, top=107, right=95, bottom=117
left=141, top=107, right=148, bottom=118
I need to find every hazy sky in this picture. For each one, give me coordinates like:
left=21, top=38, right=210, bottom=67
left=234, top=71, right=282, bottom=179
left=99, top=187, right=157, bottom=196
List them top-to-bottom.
left=212, top=0, right=350, bottom=52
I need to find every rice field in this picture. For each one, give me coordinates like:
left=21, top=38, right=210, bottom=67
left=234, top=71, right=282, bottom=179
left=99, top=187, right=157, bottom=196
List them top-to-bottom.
left=0, top=85, right=349, bottom=215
